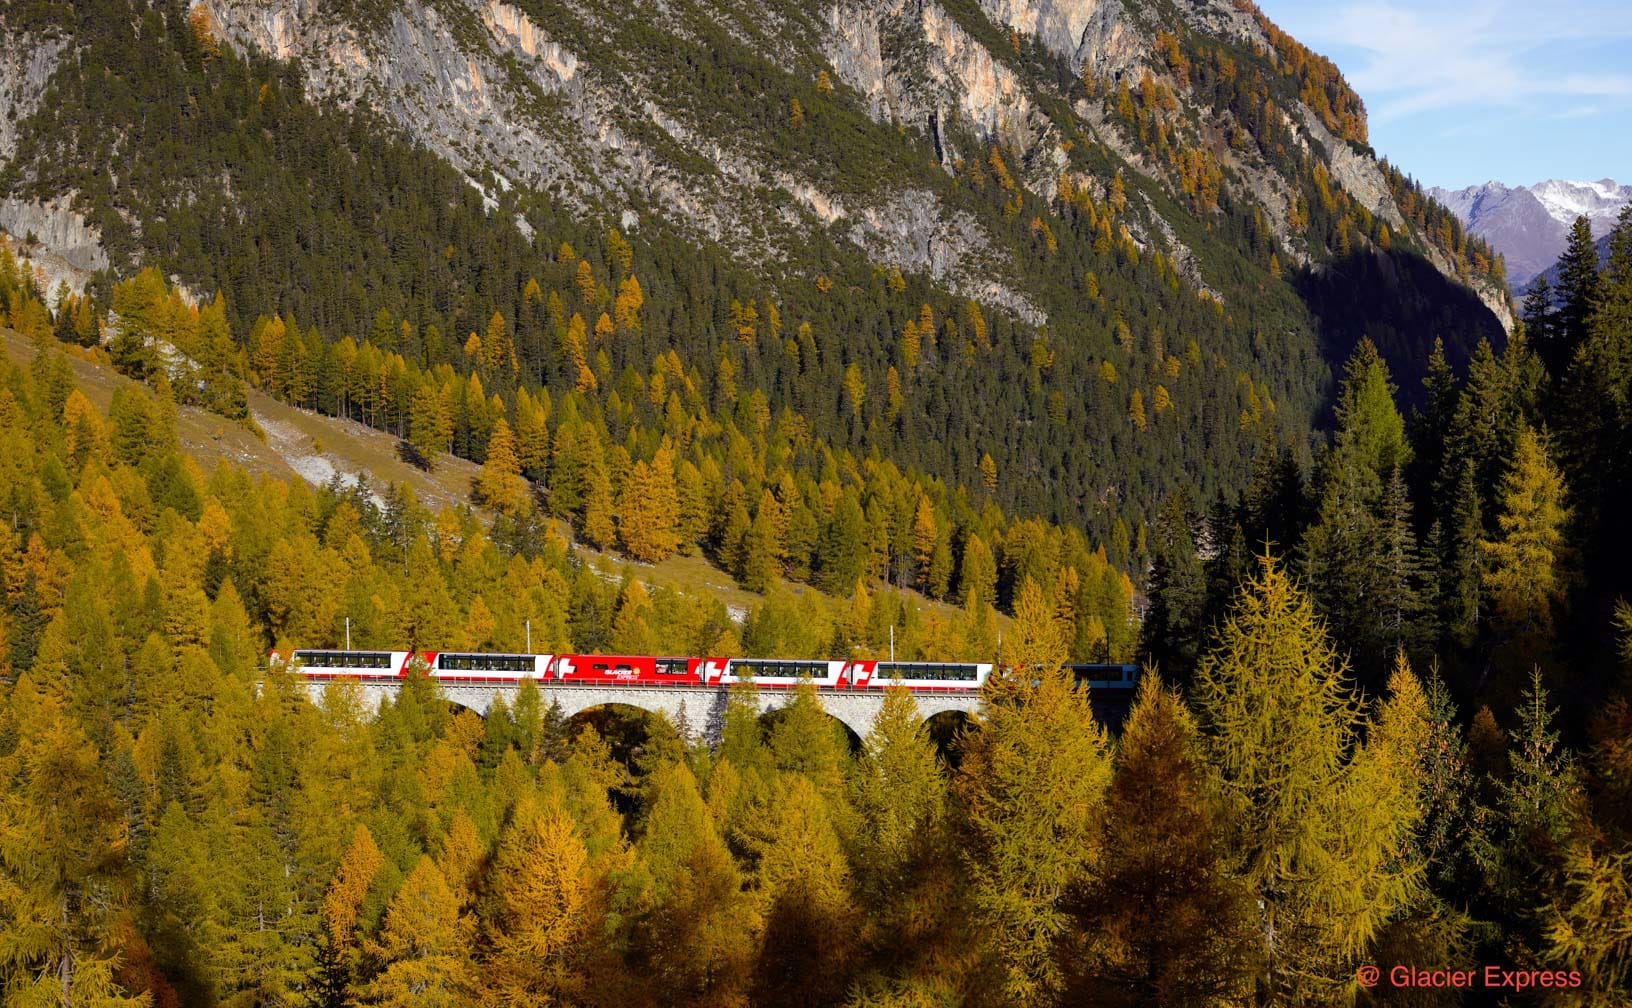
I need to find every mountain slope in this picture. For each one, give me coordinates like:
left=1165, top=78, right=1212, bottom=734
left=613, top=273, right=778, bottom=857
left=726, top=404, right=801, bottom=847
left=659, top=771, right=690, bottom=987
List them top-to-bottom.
left=0, top=0, right=1511, bottom=550
left=1429, top=178, right=1630, bottom=290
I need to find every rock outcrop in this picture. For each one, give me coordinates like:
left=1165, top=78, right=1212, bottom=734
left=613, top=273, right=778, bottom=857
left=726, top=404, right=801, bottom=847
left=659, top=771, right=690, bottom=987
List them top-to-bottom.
left=2, top=0, right=1510, bottom=339
left=0, top=23, right=63, bottom=168
left=0, top=197, right=109, bottom=274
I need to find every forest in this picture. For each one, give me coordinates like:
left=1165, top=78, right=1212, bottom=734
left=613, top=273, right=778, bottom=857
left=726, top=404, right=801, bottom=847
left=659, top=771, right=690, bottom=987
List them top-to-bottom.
left=0, top=0, right=1630, bottom=1004
left=0, top=0, right=1510, bottom=547
left=0, top=212, right=1629, bottom=1005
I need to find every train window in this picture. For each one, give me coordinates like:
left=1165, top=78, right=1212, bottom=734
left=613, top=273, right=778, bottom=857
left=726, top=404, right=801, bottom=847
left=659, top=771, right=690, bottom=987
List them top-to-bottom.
left=296, top=651, right=389, bottom=670
left=437, top=654, right=535, bottom=674
left=655, top=659, right=689, bottom=676
left=733, top=660, right=828, bottom=679
left=875, top=662, right=978, bottom=681
left=593, top=663, right=608, bottom=672
left=1064, top=664, right=1139, bottom=686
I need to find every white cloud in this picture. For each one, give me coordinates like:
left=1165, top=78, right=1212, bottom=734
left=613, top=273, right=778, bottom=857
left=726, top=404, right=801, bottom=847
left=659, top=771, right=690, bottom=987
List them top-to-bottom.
left=1263, top=0, right=1632, bottom=122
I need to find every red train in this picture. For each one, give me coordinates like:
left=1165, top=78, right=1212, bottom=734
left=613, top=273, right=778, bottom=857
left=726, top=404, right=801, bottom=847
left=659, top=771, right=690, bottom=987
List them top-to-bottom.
left=270, top=650, right=994, bottom=691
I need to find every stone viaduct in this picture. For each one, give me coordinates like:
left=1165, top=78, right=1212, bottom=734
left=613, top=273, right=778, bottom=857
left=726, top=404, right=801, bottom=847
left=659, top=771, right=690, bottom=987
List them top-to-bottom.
left=304, top=679, right=983, bottom=741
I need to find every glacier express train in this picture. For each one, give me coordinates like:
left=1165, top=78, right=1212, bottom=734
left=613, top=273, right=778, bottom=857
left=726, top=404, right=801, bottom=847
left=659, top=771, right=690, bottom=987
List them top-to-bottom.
left=270, top=649, right=998, bottom=691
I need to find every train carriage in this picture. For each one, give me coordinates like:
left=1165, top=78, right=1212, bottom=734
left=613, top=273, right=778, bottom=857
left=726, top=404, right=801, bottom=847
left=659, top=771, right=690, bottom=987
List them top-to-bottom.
left=274, top=649, right=414, bottom=679
left=424, top=651, right=554, bottom=683
left=553, top=654, right=708, bottom=685
left=714, top=657, right=847, bottom=688
left=845, top=660, right=992, bottom=690
left=1063, top=663, right=1139, bottom=690
left=1064, top=663, right=1140, bottom=728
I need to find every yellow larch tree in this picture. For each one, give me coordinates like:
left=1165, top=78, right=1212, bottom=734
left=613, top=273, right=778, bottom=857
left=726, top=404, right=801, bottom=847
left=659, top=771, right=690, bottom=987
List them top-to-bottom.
left=476, top=417, right=526, bottom=516
left=615, top=440, right=682, bottom=564
left=955, top=584, right=1113, bottom=1007
left=482, top=795, right=596, bottom=1004
left=361, top=856, right=471, bottom=1008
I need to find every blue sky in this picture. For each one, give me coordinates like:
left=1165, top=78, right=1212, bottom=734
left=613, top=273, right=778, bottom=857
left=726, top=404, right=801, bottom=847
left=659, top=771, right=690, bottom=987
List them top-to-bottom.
left=1252, top=0, right=1632, bottom=189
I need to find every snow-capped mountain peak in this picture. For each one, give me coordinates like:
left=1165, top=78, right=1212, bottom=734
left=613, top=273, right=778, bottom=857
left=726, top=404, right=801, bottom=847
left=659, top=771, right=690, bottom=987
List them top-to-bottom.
left=1427, top=177, right=1629, bottom=289
left=1527, top=178, right=1630, bottom=230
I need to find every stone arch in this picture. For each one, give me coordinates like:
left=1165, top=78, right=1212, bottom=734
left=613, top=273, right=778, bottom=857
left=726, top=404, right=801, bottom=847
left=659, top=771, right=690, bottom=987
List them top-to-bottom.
left=300, top=680, right=982, bottom=752
left=437, top=682, right=520, bottom=717
left=757, top=700, right=864, bottom=754
left=565, top=701, right=670, bottom=796
left=923, top=708, right=976, bottom=768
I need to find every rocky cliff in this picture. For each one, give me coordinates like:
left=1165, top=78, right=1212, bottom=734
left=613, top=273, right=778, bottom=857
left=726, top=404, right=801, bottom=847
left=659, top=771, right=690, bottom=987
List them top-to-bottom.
left=1, top=0, right=1513, bottom=371
left=119, top=0, right=1499, bottom=329
left=0, top=17, right=107, bottom=275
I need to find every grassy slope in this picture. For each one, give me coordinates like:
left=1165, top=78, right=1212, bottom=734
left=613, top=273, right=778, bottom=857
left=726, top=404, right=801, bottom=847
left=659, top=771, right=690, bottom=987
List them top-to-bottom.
left=1, top=327, right=971, bottom=629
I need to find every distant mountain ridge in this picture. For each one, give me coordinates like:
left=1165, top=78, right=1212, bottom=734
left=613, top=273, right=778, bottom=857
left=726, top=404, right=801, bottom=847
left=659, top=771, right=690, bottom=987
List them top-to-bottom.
left=1429, top=178, right=1630, bottom=290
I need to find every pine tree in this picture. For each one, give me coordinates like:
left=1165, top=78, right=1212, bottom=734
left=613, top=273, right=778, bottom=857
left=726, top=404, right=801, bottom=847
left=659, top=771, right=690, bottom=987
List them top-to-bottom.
left=1558, top=207, right=1632, bottom=607
left=1552, top=215, right=1602, bottom=370
left=1522, top=274, right=1556, bottom=349
left=1333, top=337, right=1411, bottom=479
left=1302, top=339, right=1417, bottom=685
left=1411, top=339, right=1457, bottom=497
left=408, top=386, right=452, bottom=469
left=1243, top=428, right=1303, bottom=552
left=617, top=441, right=682, bottom=564
left=580, top=451, right=617, bottom=550
left=979, top=453, right=998, bottom=493
left=1376, top=468, right=1432, bottom=659
left=817, top=494, right=868, bottom=594
left=1142, top=494, right=1206, bottom=682
left=910, top=496, right=937, bottom=590
left=959, top=533, right=998, bottom=609
left=1192, top=552, right=1381, bottom=1000
left=1008, top=577, right=1066, bottom=674
left=611, top=579, right=661, bottom=654
left=956, top=649, right=1112, bottom=1005
left=1336, top=655, right=1433, bottom=944
left=1484, top=671, right=1584, bottom=965
left=0, top=676, right=145, bottom=1007
left=768, top=678, right=851, bottom=808
left=718, top=679, right=768, bottom=775
left=849, top=685, right=944, bottom=905
left=629, top=762, right=758, bottom=1008
left=752, top=776, right=856, bottom=1007
left=482, top=795, right=595, bottom=1004
left=437, top=809, right=486, bottom=920
left=316, top=824, right=385, bottom=1005
left=1545, top=844, right=1632, bottom=1002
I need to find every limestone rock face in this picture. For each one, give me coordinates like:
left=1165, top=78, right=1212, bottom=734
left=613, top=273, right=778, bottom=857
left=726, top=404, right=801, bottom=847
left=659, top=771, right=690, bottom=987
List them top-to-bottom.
left=0, top=0, right=1510, bottom=334
left=0, top=26, right=63, bottom=169
left=0, top=197, right=109, bottom=274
